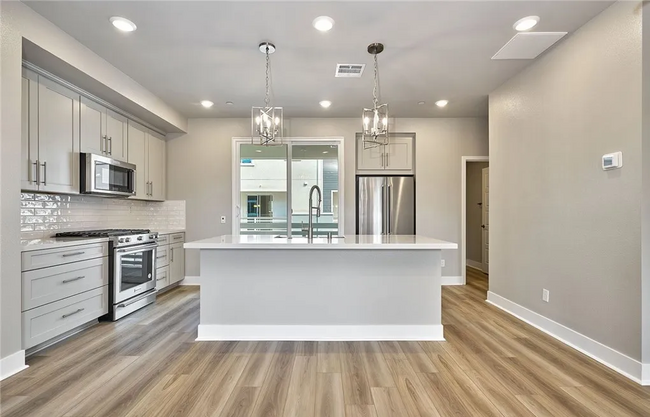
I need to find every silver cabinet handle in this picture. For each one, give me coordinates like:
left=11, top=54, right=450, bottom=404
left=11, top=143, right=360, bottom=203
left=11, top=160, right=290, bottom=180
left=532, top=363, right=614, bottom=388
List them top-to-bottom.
left=101, top=135, right=105, bottom=154
left=108, top=136, right=112, bottom=155
left=385, top=152, right=389, bottom=167
left=380, top=153, right=384, bottom=168
left=31, top=160, right=38, bottom=184
left=40, top=161, right=47, bottom=185
left=150, top=181, right=153, bottom=196
left=173, top=236, right=183, bottom=240
left=171, top=247, right=174, bottom=262
left=62, top=251, right=85, bottom=257
left=156, top=254, right=166, bottom=259
left=156, top=275, right=166, bottom=281
left=62, top=276, right=85, bottom=284
left=62, top=308, right=85, bottom=319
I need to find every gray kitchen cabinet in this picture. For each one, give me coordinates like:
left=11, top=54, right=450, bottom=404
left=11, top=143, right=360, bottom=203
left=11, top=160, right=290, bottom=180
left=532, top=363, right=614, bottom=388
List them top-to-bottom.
left=21, top=69, right=39, bottom=191
left=80, top=97, right=128, bottom=162
left=128, top=121, right=166, bottom=201
left=356, top=133, right=414, bottom=174
left=155, top=232, right=184, bottom=291
left=169, top=242, right=185, bottom=285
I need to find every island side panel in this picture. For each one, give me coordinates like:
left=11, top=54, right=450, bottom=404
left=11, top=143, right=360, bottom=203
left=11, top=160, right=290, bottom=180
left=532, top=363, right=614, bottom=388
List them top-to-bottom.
left=198, top=248, right=443, bottom=341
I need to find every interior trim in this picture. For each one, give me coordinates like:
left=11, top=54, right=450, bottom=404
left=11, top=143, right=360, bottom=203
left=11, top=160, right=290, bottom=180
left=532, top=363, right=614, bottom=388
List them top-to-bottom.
left=0, top=350, right=28, bottom=381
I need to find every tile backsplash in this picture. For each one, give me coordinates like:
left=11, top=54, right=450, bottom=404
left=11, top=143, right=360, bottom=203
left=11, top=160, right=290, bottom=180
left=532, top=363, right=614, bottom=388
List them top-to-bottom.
left=21, top=193, right=185, bottom=240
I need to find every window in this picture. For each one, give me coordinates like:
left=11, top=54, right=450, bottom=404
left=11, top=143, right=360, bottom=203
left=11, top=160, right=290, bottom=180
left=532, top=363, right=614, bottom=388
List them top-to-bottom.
left=233, top=138, right=344, bottom=237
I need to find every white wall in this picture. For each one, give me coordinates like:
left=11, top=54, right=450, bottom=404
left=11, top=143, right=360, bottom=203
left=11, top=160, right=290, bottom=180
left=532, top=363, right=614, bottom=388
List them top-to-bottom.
left=489, top=1, right=642, bottom=361
left=167, top=117, right=488, bottom=278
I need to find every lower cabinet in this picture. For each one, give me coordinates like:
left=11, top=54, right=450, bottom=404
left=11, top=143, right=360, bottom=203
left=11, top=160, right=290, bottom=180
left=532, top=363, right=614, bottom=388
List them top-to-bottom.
left=155, top=232, right=185, bottom=291
left=21, top=242, right=109, bottom=350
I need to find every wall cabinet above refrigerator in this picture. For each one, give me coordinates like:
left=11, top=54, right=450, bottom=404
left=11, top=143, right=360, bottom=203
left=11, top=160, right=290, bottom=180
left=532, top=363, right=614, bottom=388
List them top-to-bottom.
left=356, top=133, right=414, bottom=174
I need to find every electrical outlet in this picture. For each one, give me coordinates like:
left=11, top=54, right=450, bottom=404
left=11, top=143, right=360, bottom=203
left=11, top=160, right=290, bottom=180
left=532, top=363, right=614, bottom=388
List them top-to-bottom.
left=220, top=216, right=226, bottom=224
left=441, top=259, right=446, bottom=267
left=542, top=289, right=550, bottom=303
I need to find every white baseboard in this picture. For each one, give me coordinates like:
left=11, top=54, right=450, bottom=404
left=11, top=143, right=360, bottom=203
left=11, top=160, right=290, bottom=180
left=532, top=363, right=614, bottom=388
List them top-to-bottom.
left=466, top=259, right=484, bottom=271
left=179, top=276, right=200, bottom=286
left=441, top=276, right=464, bottom=286
left=487, top=291, right=644, bottom=385
left=197, top=324, right=445, bottom=342
left=0, top=350, right=28, bottom=381
left=643, top=364, right=650, bottom=386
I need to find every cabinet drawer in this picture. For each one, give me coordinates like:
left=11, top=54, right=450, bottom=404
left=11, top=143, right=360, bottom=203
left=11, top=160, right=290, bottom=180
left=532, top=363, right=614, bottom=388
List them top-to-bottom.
left=170, top=233, right=185, bottom=243
left=157, top=234, right=169, bottom=246
left=22, top=243, right=108, bottom=271
left=155, top=246, right=170, bottom=268
left=22, top=257, right=108, bottom=311
left=155, top=265, right=170, bottom=289
left=22, top=286, right=108, bottom=349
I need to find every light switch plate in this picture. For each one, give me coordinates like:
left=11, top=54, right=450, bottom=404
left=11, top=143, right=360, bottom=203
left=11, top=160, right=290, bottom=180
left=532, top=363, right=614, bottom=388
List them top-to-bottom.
left=441, top=259, right=446, bottom=267
left=542, top=289, right=550, bottom=302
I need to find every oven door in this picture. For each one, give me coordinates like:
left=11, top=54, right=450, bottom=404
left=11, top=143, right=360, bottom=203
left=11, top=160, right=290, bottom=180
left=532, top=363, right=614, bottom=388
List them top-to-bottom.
left=82, top=153, right=136, bottom=197
left=114, top=243, right=157, bottom=304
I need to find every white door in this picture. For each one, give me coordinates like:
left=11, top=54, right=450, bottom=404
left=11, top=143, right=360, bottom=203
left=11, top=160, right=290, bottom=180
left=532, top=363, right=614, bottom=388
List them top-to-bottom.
left=22, top=71, right=39, bottom=191
left=38, top=78, right=80, bottom=194
left=80, top=97, right=106, bottom=156
left=106, top=110, right=128, bottom=161
left=127, top=122, right=147, bottom=199
left=147, top=133, right=165, bottom=201
left=385, top=136, right=413, bottom=171
left=356, top=137, right=385, bottom=171
left=481, top=167, right=489, bottom=273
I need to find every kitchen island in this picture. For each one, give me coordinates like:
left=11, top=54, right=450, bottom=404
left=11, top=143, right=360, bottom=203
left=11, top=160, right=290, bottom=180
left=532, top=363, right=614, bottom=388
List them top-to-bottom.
left=184, top=235, right=457, bottom=341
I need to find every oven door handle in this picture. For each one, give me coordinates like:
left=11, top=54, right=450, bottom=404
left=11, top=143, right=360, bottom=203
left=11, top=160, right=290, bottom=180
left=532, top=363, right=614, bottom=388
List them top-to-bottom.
left=116, top=243, right=158, bottom=255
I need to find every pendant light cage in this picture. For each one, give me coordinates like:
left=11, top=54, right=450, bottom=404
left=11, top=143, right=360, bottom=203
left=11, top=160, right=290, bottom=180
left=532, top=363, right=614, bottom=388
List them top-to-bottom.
left=252, top=42, right=283, bottom=146
left=362, top=43, right=389, bottom=150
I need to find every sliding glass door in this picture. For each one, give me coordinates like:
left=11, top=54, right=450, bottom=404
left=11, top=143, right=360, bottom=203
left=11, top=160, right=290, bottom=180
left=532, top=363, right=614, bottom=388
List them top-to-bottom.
left=234, top=138, right=343, bottom=237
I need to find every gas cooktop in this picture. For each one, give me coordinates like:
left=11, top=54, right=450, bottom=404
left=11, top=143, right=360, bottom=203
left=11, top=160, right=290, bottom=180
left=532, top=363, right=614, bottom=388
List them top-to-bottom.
left=56, top=229, right=151, bottom=238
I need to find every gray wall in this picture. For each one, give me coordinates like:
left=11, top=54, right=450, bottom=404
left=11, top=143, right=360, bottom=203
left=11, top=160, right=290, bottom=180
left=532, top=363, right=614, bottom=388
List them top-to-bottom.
left=489, top=1, right=642, bottom=360
left=643, top=2, right=650, bottom=365
left=167, top=117, right=488, bottom=278
left=467, top=162, right=489, bottom=263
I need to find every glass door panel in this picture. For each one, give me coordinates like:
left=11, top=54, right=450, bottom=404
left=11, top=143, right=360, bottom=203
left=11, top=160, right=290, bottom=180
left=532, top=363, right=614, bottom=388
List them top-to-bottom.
left=239, top=144, right=288, bottom=236
left=290, top=144, right=339, bottom=237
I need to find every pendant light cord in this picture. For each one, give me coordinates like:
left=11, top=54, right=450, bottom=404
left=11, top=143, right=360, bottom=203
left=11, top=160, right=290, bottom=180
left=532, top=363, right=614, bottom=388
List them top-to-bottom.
left=265, top=46, right=271, bottom=107
left=372, top=54, right=379, bottom=108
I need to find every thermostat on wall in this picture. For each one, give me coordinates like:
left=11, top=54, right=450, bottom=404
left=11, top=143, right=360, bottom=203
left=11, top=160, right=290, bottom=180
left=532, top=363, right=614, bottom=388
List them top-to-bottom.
left=602, top=152, right=622, bottom=170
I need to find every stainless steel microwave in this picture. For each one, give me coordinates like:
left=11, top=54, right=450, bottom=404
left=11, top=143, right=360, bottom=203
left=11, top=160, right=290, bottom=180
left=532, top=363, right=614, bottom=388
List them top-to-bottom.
left=80, top=153, right=136, bottom=197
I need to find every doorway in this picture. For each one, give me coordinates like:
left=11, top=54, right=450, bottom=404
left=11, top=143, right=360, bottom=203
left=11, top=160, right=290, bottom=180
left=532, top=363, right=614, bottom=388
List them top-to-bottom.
left=461, top=156, right=489, bottom=285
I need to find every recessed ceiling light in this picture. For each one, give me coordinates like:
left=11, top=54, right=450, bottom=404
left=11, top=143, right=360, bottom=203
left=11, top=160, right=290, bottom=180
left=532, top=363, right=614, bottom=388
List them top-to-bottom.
left=110, top=16, right=137, bottom=32
left=313, top=16, right=335, bottom=32
left=514, top=16, right=540, bottom=32
left=200, top=100, right=214, bottom=108
left=319, top=100, right=332, bottom=108
left=435, top=100, right=449, bottom=108
left=226, top=101, right=234, bottom=106
left=418, top=101, right=426, bottom=105
left=255, top=150, right=262, bottom=153
left=323, top=151, right=329, bottom=154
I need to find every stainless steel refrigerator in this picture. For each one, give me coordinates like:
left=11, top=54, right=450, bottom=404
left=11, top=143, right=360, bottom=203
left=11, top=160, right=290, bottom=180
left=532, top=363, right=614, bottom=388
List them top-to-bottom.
left=356, top=176, right=415, bottom=235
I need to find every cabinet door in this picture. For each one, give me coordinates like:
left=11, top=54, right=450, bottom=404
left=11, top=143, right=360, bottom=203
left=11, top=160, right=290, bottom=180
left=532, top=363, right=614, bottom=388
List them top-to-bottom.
left=21, top=70, right=39, bottom=191
left=38, top=78, right=80, bottom=194
left=80, top=97, right=106, bottom=156
left=106, top=110, right=128, bottom=162
left=127, top=122, right=148, bottom=199
left=147, top=133, right=165, bottom=201
left=356, top=136, right=385, bottom=171
left=385, top=136, right=413, bottom=172
left=169, top=243, right=184, bottom=284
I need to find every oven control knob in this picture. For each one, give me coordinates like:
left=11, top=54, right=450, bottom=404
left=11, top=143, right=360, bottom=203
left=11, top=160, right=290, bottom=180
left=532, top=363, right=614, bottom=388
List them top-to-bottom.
left=149, top=234, right=155, bottom=239
left=137, top=236, right=143, bottom=241
left=118, top=238, right=124, bottom=243
left=125, top=238, right=131, bottom=243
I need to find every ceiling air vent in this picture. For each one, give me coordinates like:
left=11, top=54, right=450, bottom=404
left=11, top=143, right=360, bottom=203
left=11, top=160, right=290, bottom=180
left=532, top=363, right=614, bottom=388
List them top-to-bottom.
left=335, top=64, right=365, bottom=78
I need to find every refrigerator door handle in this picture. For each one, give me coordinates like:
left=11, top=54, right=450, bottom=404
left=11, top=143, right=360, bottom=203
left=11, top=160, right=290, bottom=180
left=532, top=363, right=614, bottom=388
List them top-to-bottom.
left=387, top=183, right=392, bottom=235
left=381, top=184, right=386, bottom=235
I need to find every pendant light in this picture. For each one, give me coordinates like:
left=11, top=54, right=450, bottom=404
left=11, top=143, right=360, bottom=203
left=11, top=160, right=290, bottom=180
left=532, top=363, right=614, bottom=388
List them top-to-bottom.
left=252, top=42, right=283, bottom=146
left=361, top=42, right=389, bottom=149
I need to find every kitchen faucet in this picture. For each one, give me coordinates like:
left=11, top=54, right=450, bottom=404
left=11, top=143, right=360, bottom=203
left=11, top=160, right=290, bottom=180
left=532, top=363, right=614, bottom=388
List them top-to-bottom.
left=308, top=185, right=322, bottom=241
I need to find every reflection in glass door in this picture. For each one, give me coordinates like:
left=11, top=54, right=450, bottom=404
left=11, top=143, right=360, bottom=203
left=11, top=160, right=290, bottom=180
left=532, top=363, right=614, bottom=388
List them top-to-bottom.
left=239, top=144, right=287, bottom=236
left=290, top=144, right=339, bottom=237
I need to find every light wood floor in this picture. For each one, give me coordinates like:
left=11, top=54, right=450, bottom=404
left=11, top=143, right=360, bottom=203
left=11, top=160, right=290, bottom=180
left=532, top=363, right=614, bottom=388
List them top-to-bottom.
left=2, top=269, right=650, bottom=417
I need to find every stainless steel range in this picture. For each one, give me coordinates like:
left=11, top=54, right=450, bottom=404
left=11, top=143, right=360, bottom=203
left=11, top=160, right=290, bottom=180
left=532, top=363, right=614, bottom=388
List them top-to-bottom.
left=55, top=229, right=158, bottom=320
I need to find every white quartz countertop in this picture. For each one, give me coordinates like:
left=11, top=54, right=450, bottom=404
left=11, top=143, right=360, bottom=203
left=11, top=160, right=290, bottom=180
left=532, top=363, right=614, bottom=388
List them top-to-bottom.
left=154, top=229, right=186, bottom=235
left=184, top=235, right=457, bottom=250
left=21, top=237, right=110, bottom=252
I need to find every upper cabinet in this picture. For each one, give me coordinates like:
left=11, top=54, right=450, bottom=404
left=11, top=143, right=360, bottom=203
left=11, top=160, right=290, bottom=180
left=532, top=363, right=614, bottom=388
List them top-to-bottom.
left=21, top=64, right=168, bottom=200
left=21, top=69, right=80, bottom=194
left=80, top=97, right=128, bottom=162
left=128, top=122, right=166, bottom=201
left=356, top=133, right=415, bottom=174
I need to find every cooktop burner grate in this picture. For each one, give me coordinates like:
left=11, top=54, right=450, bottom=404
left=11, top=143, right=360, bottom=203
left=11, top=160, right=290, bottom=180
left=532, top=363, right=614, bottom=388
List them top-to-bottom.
left=55, top=229, right=151, bottom=238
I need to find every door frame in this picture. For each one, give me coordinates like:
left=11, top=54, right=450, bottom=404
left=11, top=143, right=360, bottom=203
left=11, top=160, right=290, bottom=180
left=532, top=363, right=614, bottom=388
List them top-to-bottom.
left=232, top=137, right=345, bottom=237
left=461, top=156, right=489, bottom=285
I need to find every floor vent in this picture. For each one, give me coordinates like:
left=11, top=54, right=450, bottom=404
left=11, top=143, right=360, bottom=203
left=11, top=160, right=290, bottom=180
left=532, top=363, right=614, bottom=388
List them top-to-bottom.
left=335, top=64, right=365, bottom=77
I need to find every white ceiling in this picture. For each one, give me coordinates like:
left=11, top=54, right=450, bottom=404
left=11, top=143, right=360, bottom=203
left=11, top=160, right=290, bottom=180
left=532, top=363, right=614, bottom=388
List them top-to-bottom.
left=25, top=1, right=614, bottom=119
